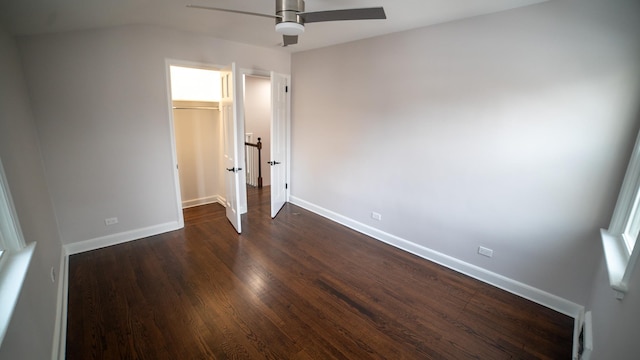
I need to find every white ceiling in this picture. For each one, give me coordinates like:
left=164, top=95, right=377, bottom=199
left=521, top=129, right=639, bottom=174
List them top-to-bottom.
left=0, top=0, right=548, bottom=52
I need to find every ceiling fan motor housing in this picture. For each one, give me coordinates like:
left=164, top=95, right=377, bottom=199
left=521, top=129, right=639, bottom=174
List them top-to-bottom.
left=276, top=0, right=305, bottom=25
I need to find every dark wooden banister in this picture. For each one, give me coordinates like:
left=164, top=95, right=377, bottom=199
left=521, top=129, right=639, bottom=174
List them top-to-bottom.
left=244, top=137, right=263, bottom=188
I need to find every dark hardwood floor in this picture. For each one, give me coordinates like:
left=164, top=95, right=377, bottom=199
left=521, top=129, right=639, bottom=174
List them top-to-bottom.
left=66, top=186, right=574, bottom=359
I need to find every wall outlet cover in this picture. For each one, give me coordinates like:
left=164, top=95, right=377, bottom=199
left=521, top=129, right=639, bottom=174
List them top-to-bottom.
left=478, top=246, right=494, bottom=258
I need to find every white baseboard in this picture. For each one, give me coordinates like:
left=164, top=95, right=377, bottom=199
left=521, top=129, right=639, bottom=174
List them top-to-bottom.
left=182, top=195, right=221, bottom=209
left=289, top=195, right=584, bottom=319
left=63, top=221, right=182, bottom=255
left=51, top=252, right=68, bottom=360
left=572, top=309, right=593, bottom=360
left=582, top=311, right=593, bottom=360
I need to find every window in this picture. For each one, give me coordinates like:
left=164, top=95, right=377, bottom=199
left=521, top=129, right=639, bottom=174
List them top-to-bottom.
left=601, top=131, right=640, bottom=299
left=0, top=157, right=35, bottom=345
left=0, top=158, right=26, bottom=263
left=623, top=195, right=640, bottom=251
left=0, top=234, right=6, bottom=266
left=0, top=237, right=5, bottom=266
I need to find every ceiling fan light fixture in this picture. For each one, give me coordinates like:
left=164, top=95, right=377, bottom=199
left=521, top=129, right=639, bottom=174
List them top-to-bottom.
left=275, top=22, right=304, bottom=36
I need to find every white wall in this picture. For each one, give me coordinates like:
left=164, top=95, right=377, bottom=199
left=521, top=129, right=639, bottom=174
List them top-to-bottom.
left=291, top=0, right=640, bottom=307
left=17, top=25, right=290, bottom=246
left=0, top=26, right=63, bottom=359
left=244, top=76, right=272, bottom=186
left=173, top=104, right=221, bottom=208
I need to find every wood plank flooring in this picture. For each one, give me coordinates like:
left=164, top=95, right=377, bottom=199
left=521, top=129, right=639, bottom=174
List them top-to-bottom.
left=66, top=186, right=574, bottom=359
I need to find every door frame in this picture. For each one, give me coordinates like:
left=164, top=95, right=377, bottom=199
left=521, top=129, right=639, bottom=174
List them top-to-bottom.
left=165, top=59, right=225, bottom=228
left=164, top=60, right=292, bottom=228
left=240, top=68, right=291, bottom=210
left=240, top=71, right=269, bottom=213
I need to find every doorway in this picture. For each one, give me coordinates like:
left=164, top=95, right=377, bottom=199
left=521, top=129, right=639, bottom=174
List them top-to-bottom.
left=167, top=62, right=290, bottom=231
left=169, top=65, right=223, bottom=212
left=241, top=70, right=290, bottom=219
left=243, top=74, right=272, bottom=211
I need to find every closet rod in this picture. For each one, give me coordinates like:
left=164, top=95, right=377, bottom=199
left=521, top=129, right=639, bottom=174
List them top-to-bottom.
left=172, top=106, right=219, bottom=110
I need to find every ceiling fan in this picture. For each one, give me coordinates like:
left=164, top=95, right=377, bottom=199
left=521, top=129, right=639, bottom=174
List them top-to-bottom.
left=187, top=0, right=386, bottom=46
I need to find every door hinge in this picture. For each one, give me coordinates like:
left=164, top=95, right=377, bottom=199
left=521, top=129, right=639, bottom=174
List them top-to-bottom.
left=285, top=86, right=288, bottom=93
left=285, top=183, right=288, bottom=189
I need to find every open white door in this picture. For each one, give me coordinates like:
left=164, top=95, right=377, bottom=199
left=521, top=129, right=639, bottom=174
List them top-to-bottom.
left=221, top=64, right=242, bottom=233
left=269, top=72, right=289, bottom=218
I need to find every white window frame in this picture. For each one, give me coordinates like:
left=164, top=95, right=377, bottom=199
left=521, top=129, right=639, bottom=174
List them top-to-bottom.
left=601, top=130, right=640, bottom=299
left=0, top=157, right=36, bottom=345
left=0, top=163, right=26, bottom=261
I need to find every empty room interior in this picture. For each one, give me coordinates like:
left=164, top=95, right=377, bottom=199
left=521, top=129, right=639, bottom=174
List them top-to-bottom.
left=1, top=0, right=640, bottom=358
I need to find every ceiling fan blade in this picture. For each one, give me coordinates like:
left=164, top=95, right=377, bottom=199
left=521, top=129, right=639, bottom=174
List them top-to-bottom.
left=186, top=5, right=281, bottom=19
left=300, top=7, right=386, bottom=24
left=283, top=35, right=298, bottom=46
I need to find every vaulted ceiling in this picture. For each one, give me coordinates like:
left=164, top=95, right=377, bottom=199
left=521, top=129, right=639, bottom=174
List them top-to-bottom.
left=0, top=0, right=548, bottom=52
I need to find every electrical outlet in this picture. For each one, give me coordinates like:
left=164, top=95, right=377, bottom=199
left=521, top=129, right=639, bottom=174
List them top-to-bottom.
left=371, top=212, right=382, bottom=221
left=105, top=217, right=118, bottom=226
left=478, top=246, right=494, bottom=258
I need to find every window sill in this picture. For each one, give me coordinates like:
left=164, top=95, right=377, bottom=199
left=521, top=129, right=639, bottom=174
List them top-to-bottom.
left=600, top=229, right=631, bottom=299
left=0, top=242, right=36, bottom=345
